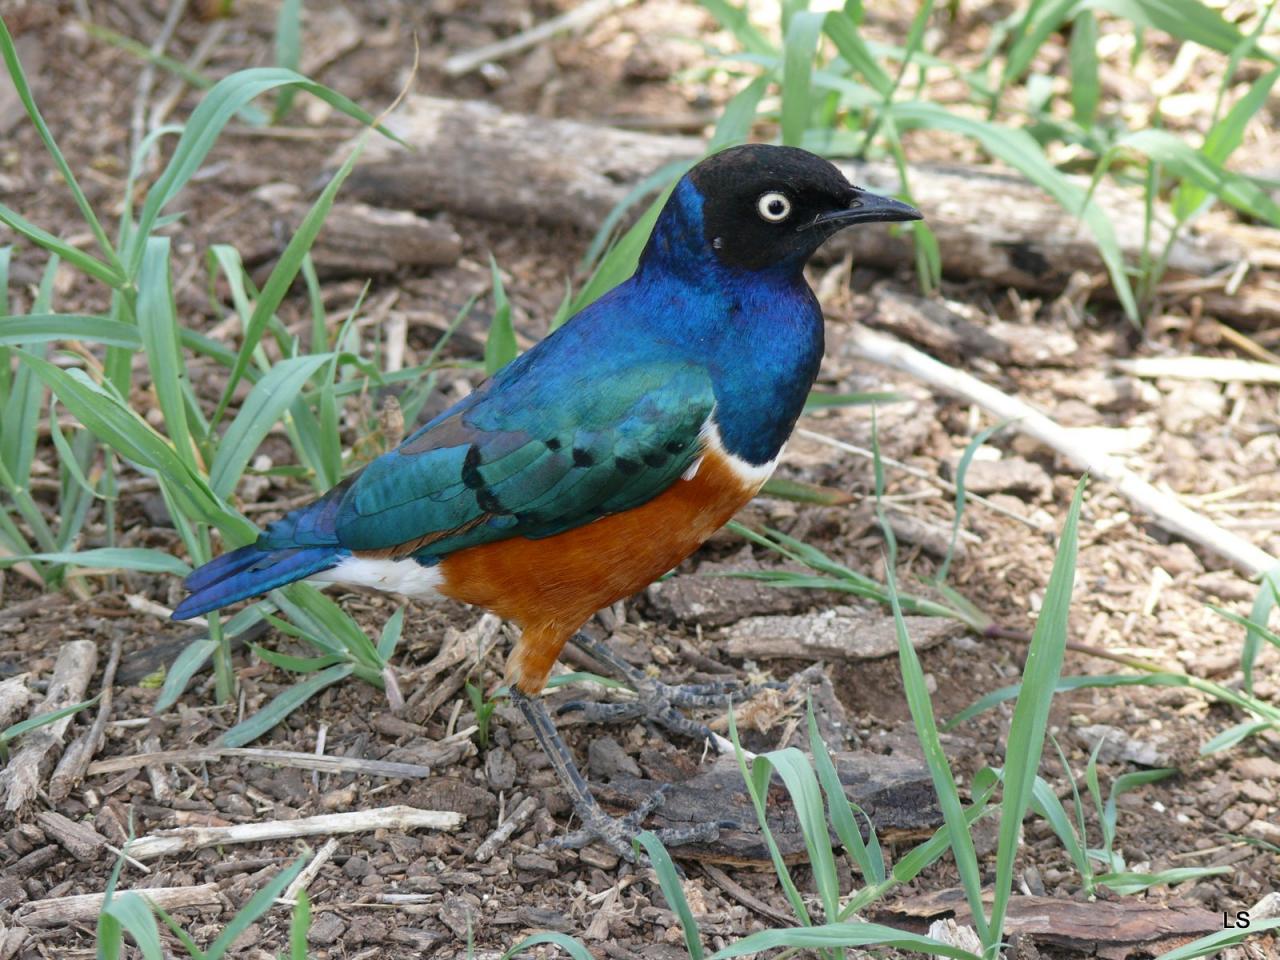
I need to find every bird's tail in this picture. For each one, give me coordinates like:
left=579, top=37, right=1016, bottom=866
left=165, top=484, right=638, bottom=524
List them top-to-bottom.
left=171, top=544, right=343, bottom=620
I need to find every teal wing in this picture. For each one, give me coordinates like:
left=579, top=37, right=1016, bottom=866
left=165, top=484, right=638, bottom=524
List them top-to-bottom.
left=280, top=362, right=715, bottom=559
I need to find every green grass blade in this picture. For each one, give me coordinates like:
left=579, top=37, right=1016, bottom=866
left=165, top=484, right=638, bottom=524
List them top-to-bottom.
left=272, top=0, right=304, bottom=122
left=699, top=0, right=775, bottom=56
left=1094, top=0, right=1251, bottom=56
left=824, top=9, right=892, bottom=96
left=1069, top=9, right=1100, bottom=127
left=781, top=11, right=825, bottom=147
left=1175, top=65, right=1280, bottom=220
left=134, top=67, right=396, bottom=263
left=709, top=75, right=769, bottom=151
left=902, top=103, right=1138, bottom=320
left=209, top=126, right=373, bottom=426
left=1121, top=128, right=1280, bottom=225
left=0, top=203, right=122, bottom=286
left=137, top=236, right=196, bottom=468
left=484, top=255, right=517, bottom=375
left=0, top=314, right=142, bottom=348
left=208, top=353, right=332, bottom=499
left=937, top=420, right=1008, bottom=585
left=988, top=476, right=1084, bottom=947
left=0, top=548, right=190, bottom=575
left=882, top=557, right=990, bottom=943
left=377, top=607, right=404, bottom=661
left=154, top=638, right=219, bottom=712
left=250, top=640, right=345, bottom=674
left=221, top=663, right=353, bottom=747
left=1, top=694, right=100, bottom=751
left=808, top=701, right=885, bottom=885
left=1201, top=718, right=1271, bottom=754
left=1028, top=774, right=1091, bottom=881
left=634, top=832, right=705, bottom=959
left=205, top=856, right=309, bottom=960
left=1097, top=866, right=1231, bottom=895
left=100, top=893, right=164, bottom=960
left=1151, top=918, right=1280, bottom=960
left=707, top=922, right=982, bottom=959
left=501, top=932, right=596, bottom=960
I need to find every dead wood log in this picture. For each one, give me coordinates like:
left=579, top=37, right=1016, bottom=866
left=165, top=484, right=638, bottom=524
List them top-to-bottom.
left=333, top=95, right=1279, bottom=324
left=0, top=640, right=98, bottom=812
left=599, top=751, right=939, bottom=864
left=15, top=883, right=221, bottom=928
left=874, top=888, right=1221, bottom=958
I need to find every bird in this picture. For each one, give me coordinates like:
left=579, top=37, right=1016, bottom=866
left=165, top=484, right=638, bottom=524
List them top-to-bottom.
left=173, top=144, right=922, bottom=856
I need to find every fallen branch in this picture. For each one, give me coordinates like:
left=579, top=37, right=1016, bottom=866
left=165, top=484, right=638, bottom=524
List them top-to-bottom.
left=334, top=96, right=1279, bottom=324
left=848, top=323, right=1277, bottom=577
left=0, top=640, right=98, bottom=812
left=124, top=804, right=464, bottom=860
left=15, top=883, right=220, bottom=928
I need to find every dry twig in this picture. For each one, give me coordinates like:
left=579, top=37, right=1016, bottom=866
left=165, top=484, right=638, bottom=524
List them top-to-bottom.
left=849, top=323, right=1277, bottom=577
left=124, top=805, right=463, bottom=860
left=15, top=883, right=220, bottom=928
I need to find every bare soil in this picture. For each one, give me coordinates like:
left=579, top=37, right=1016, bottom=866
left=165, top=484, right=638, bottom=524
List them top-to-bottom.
left=0, top=2, right=1277, bottom=959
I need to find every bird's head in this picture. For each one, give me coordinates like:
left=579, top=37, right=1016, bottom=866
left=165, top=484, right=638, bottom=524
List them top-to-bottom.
left=641, top=144, right=922, bottom=277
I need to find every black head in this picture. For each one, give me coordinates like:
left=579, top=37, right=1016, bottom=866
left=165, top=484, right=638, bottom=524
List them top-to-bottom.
left=687, top=144, right=922, bottom=271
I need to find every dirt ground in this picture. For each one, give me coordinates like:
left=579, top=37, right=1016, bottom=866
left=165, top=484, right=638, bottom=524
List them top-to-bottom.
left=1, top=1, right=1278, bottom=958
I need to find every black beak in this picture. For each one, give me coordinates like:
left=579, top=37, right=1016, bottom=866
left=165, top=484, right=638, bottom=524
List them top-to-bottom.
left=808, top=187, right=923, bottom=230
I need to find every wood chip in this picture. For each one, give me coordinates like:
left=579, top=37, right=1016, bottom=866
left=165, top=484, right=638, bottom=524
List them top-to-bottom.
left=50, top=635, right=123, bottom=802
left=0, top=640, right=98, bottom=812
left=124, top=804, right=463, bottom=860
left=34, top=810, right=106, bottom=862
left=15, top=883, right=221, bottom=928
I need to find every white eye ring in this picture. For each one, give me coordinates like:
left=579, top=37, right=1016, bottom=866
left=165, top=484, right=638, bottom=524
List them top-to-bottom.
left=757, top=191, right=791, bottom=222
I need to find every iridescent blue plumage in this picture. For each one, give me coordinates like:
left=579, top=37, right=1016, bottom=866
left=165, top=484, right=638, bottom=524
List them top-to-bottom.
left=173, top=147, right=916, bottom=621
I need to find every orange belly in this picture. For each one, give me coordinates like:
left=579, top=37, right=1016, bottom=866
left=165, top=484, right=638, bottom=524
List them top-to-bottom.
left=436, top=450, right=762, bottom=693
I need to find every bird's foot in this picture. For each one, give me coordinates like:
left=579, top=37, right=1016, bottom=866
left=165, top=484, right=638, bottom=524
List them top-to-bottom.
left=561, top=632, right=781, bottom=746
left=546, top=784, right=721, bottom=860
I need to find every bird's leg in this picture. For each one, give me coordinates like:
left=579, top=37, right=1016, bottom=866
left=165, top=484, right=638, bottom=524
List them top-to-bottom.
left=558, top=631, right=782, bottom=746
left=509, top=687, right=720, bottom=859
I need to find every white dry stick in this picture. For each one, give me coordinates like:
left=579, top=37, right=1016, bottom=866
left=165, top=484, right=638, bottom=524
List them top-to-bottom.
left=443, top=0, right=633, bottom=76
left=849, top=324, right=1278, bottom=577
left=1115, top=356, right=1280, bottom=385
left=0, top=640, right=98, bottom=812
left=474, top=795, right=539, bottom=862
left=124, top=805, right=463, bottom=860
left=279, top=836, right=340, bottom=905
left=15, top=883, right=221, bottom=928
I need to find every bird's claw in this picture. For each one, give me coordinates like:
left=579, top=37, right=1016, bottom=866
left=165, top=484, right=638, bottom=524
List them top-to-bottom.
left=558, top=669, right=784, bottom=749
left=543, top=784, right=721, bottom=860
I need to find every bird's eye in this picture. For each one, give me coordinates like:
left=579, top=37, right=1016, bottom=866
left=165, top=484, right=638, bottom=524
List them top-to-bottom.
left=756, top=191, right=791, bottom=223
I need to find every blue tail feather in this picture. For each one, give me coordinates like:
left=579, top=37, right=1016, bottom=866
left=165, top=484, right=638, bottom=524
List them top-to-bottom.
left=172, top=545, right=344, bottom=620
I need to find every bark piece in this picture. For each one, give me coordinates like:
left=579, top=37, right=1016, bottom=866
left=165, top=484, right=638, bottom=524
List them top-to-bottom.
left=333, top=96, right=1277, bottom=322
left=725, top=608, right=960, bottom=662
left=49, top=635, right=122, bottom=802
left=0, top=640, right=98, bottom=812
left=0, top=675, right=31, bottom=731
left=599, top=751, right=939, bottom=863
left=33, top=810, right=107, bottom=863
left=15, top=884, right=221, bottom=928
left=874, top=888, right=1221, bottom=958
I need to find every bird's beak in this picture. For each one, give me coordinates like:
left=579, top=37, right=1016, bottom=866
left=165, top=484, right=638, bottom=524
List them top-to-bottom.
left=809, top=187, right=923, bottom=229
